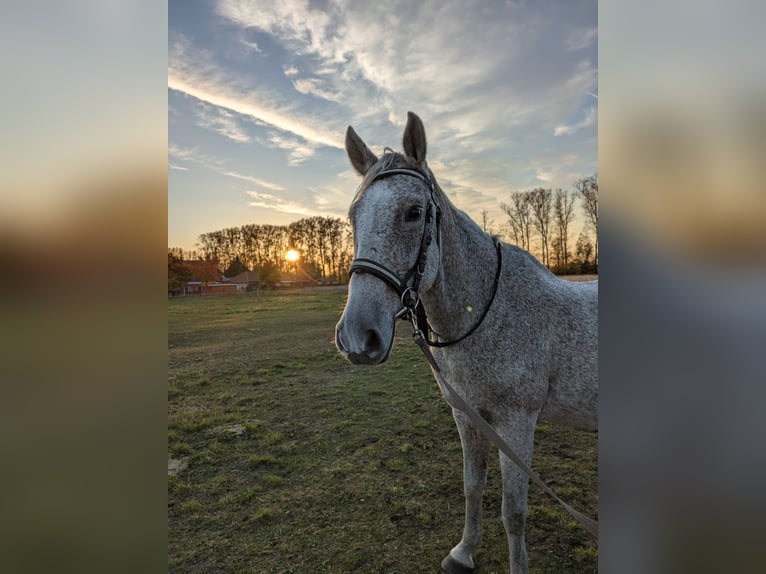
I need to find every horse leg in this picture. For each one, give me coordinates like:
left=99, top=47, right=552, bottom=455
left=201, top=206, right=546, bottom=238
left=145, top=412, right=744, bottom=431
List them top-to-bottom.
left=441, top=409, right=491, bottom=573
left=497, top=413, right=538, bottom=574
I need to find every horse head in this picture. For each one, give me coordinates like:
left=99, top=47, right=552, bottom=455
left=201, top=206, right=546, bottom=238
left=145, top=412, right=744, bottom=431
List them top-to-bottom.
left=335, top=112, right=442, bottom=364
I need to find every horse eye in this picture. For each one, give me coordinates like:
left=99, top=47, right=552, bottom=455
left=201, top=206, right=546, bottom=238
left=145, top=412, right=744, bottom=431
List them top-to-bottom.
left=406, top=206, right=424, bottom=222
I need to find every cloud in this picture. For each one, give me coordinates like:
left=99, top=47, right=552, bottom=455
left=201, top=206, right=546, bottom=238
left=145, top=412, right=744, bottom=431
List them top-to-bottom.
left=215, top=1, right=551, bottom=121
left=170, top=2, right=598, bottom=232
left=210, top=2, right=598, bottom=148
left=565, top=27, right=597, bottom=52
left=168, top=36, right=344, bottom=149
left=242, top=39, right=262, bottom=53
left=291, top=77, right=342, bottom=103
left=193, top=103, right=252, bottom=143
left=554, top=106, right=597, bottom=136
left=262, top=132, right=316, bottom=166
left=169, top=142, right=287, bottom=192
left=168, top=143, right=215, bottom=164
left=222, top=170, right=286, bottom=192
left=307, top=170, right=363, bottom=214
left=536, top=170, right=554, bottom=182
left=246, top=190, right=312, bottom=215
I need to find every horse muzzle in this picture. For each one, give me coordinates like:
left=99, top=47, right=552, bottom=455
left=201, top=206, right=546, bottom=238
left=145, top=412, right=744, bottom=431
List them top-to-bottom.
left=335, top=320, right=393, bottom=365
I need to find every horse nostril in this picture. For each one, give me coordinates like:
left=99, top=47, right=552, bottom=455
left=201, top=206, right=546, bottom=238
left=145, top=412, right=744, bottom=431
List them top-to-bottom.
left=364, top=329, right=383, bottom=355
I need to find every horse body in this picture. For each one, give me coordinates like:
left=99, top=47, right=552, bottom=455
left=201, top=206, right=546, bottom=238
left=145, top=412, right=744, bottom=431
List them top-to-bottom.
left=335, top=112, right=597, bottom=574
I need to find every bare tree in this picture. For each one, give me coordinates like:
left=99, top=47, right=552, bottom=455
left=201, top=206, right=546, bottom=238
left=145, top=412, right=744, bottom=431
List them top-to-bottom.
left=575, top=174, right=598, bottom=267
left=528, top=188, right=553, bottom=267
left=553, top=188, right=576, bottom=269
left=501, top=191, right=533, bottom=252
left=480, top=208, right=495, bottom=235
left=241, top=224, right=263, bottom=270
left=197, top=230, right=226, bottom=271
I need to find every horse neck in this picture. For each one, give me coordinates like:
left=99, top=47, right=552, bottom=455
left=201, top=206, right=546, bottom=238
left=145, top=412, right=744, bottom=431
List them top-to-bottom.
left=421, top=208, right=499, bottom=342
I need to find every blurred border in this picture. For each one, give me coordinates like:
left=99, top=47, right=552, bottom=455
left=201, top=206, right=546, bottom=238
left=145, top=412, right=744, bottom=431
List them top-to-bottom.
left=3, top=1, right=765, bottom=572
left=600, top=1, right=766, bottom=572
left=0, top=2, right=167, bottom=572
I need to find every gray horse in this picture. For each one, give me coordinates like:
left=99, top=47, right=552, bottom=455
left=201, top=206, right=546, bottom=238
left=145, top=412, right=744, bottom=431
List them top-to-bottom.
left=335, top=112, right=598, bottom=574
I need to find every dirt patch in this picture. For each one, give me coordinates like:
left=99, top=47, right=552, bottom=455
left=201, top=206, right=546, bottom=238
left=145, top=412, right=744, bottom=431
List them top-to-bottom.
left=219, top=423, right=247, bottom=437
left=168, top=457, right=188, bottom=476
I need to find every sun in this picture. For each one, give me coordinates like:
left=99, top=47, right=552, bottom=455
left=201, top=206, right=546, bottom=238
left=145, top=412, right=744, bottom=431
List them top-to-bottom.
left=285, top=249, right=299, bottom=262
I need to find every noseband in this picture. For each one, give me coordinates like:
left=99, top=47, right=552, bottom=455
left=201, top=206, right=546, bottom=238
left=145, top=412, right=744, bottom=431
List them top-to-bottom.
left=349, top=168, right=502, bottom=347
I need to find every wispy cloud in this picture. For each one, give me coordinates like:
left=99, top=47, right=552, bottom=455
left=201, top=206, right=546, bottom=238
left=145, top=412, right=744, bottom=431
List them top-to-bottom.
left=213, top=1, right=597, bottom=164
left=565, top=27, right=597, bottom=52
left=168, top=36, right=343, bottom=150
left=242, top=39, right=262, bottom=53
left=291, top=77, right=342, bottom=103
left=193, top=103, right=252, bottom=143
left=554, top=107, right=597, bottom=136
left=262, top=132, right=316, bottom=166
left=169, top=142, right=286, bottom=192
left=168, top=143, right=216, bottom=164
left=222, top=170, right=286, bottom=192
left=536, top=170, right=554, bottom=182
left=246, top=190, right=312, bottom=215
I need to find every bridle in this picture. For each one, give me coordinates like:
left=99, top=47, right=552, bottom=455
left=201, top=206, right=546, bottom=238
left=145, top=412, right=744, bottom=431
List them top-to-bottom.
left=349, top=167, right=502, bottom=347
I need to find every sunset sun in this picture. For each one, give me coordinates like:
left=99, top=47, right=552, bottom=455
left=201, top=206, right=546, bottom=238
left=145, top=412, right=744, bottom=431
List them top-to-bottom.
left=285, top=249, right=299, bottom=262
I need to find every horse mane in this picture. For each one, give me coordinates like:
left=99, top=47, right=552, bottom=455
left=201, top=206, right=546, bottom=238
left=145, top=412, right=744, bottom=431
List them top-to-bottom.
left=351, top=150, right=451, bottom=213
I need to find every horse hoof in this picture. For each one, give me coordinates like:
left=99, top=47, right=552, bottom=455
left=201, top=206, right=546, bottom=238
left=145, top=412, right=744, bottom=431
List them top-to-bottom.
left=440, top=554, right=475, bottom=573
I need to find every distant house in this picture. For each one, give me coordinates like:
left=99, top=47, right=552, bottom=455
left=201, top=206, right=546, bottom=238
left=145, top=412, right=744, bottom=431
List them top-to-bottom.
left=181, top=258, right=230, bottom=295
left=225, top=270, right=260, bottom=292
left=276, top=271, right=315, bottom=289
left=185, top=281, right=204, bottom=295
left=205, top=282, right=237, bottom=294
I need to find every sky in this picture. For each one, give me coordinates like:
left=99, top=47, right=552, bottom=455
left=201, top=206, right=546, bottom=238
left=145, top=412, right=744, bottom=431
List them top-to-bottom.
left=168, top=0, right=597, bottom=252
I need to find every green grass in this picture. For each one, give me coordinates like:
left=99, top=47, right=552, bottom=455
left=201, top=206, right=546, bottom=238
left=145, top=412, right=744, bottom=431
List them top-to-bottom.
left=168, top=290, right=598, bottom=573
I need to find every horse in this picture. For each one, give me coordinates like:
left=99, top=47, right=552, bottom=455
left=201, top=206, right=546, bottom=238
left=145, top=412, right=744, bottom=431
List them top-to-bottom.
left=334, top=112, right=598, bottom=574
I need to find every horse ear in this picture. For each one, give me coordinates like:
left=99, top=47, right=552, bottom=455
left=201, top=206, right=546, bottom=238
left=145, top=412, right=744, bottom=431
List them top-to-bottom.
left=402, top=111, right=427, bottom=166
left=345, top=126, right=378, bottom=176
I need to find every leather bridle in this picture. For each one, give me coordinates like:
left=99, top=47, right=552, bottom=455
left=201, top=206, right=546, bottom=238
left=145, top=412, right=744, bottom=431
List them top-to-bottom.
left=349, top=167, right=502, bottom=347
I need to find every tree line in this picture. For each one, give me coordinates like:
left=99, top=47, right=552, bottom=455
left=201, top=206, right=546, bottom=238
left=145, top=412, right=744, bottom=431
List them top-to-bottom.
left=168, top=174, right=597, bottom=293
left=500, top=174, right=598, bottom=274
left=193, top=216, right=354, bottom=283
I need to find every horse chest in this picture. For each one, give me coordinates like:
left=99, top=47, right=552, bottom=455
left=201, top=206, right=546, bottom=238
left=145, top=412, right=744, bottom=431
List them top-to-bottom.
left=433, top=349, right=548, bottom=413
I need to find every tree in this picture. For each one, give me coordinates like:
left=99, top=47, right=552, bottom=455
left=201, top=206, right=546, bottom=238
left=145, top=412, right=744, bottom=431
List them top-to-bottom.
left=575, top=174, right=598, bottom=268
left=528, top=188, right=553, bottom=267
left=553, top=188, right=576, bottom=271
left=501, top=191, right=533, bottom=252
left=480, top=208, right=495, bottom=235
left=243, top=223, right=276, bottom=270
left=197, top=231, right=224, bottom=272
left=575, top=232, right=595, bottom=274
left=167, top=252, right=191, bottom=296
left=223, top=256, right=248, bottom=278
left=191, top=257, right=221, bottom=285
left=258, top=261, right=281, bottom=288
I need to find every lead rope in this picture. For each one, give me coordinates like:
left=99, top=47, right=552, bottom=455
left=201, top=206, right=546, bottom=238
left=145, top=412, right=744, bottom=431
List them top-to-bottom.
left=405, top=312, right=599, bottom=539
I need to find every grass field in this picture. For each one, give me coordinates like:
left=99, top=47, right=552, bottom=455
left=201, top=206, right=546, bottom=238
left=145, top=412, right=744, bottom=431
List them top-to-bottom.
left=168, top=289, right=598, bottom=573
